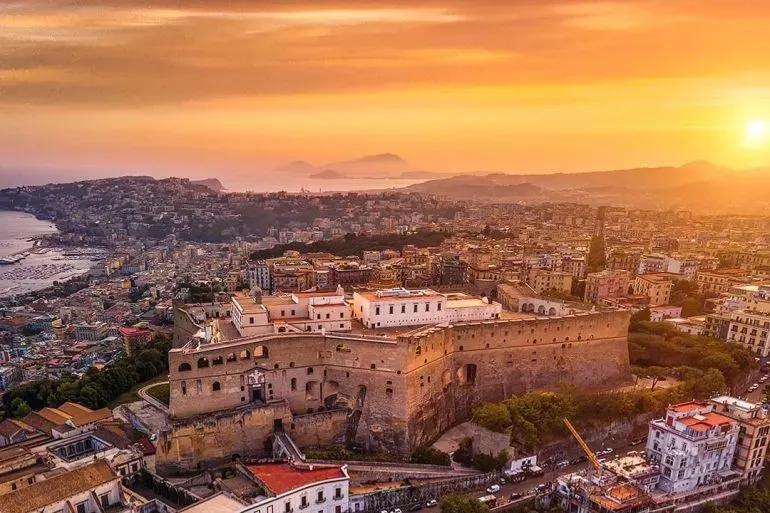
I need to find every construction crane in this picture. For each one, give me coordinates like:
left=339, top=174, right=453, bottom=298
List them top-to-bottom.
left=563, top=417, right=602, bottom=473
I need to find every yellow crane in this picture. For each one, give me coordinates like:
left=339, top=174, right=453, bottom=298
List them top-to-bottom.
left=563, top=417, right=602, bottom=473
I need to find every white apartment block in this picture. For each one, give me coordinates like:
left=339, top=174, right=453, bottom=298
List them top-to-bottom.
left=232, top=287, right=351, bottom=337
left=352, top=288, right=501, bottom=329
left=646, top=401, right=739, bottom=494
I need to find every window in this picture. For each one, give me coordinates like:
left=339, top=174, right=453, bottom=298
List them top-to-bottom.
left=437, top=302, right=442, bottom=311
left=425, top=303, right=430, bottom=312
left=414, top=304, right=418, bottom=313
left=389, top=305, right=393, bottom=314
left=401, top=305, right=406, bottom=313
left=376, top=306, right=380, bottom=315
left=292, top=309, right=296, bottom=316
left=281, top=310, right=285, bottom=316
left=340, top=312, right=344, bottom=318
left=326, top=313, right=330, bottom=319
left=317, top=314, right=321, bottom=319
left=250, top=316, right=254, bottom=324
left=178, top=362, right=191, bottom=372
left=307, top=367, right=314, bottom=375
left=291, top=378, right=297, bottom=391
left=196, top=380, right=202, bottom=394
left=181, top=381, right=187, bottom=395
left=213, top=381, right=221, bottom=392
left=334, top=487, right=343, bottom=499
left=317, top=490, right=325, bottom=503
left=100, top=493, right=111, bottom=508
left=301, top=496, right=309, bottom=509
left=76, top=502, right=87, bottom=513
left=285, top=502, right=292, bottom=513
left=336, top=507, right=342, bottom=513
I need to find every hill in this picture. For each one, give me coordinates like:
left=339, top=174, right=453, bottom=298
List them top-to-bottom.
left=191, top=178, right=226, bottom=192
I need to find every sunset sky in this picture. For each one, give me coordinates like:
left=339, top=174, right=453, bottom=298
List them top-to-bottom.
left=3, top=0, right=770, bottom=184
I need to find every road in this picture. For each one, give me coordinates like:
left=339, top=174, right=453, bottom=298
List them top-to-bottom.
left=139, top=381, right=170, bottom=414
left=396, top=441, right=645, bottom=512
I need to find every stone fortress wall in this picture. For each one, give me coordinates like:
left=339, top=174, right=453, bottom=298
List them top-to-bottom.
left=156, top=310, right=631, bottom=474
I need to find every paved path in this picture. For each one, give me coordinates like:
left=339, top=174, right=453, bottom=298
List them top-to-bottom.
left=139, top=381, right=170, bottom=414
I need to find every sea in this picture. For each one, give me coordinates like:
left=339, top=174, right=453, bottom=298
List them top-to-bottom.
left=0, top=211, right=97, bottom=297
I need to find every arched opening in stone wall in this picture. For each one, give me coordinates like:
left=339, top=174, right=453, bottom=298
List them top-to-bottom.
left=537, top=305, right=546, bottom=315
left=548, top=307, right=557, bottom=316
left=278, top=327, right=286, bottom=333
left=255, top=345, right=269, bottom=359
left=239, top=350, right=250, bottom=360
left=226, top=352, right=237, bottom=363
left=212, top=356, right=223, bottom=366
left=197, top=357, right=209, bottom=369
left=178, top=363, right=191, bottom=372
left=456, top=364, right=477, bottom=386
left=442, top=370, right=452, bottom=387
left=291, top=378, right=297, bottom=391
left=305, top=380, right=320, bottom=401
left=323, top=380, right=340, bottom=408
left=212, top=381, right=221, bottom=392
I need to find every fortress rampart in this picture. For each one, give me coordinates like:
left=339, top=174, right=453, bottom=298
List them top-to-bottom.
left=156, top=310, right=631, bottom=474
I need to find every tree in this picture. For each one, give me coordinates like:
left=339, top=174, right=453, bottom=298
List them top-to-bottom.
left=586, top=236, right=606, bottom=272
left=631, top=308, right=651, bottom=324
left=10, top=398, right=31, bottom=418
left=473, top=402, right=512, bottom=433
left=411, top=446, right=451, bottom=466
left=439, top=495, right=489, bottom=513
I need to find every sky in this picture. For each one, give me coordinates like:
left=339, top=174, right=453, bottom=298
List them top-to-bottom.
left=3, top=0, right=770, bottom=185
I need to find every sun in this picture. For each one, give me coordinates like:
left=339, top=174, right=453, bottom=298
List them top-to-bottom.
left=744, top=120, right=770, bottom=148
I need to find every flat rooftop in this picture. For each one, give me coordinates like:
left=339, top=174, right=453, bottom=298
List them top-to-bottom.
left=246, top=463, right=345, bottom=495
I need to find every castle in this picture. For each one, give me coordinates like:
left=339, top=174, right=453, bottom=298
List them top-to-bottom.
left=156, top=294, right=631, bottom=475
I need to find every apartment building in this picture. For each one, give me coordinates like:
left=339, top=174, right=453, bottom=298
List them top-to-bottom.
left=248, top=261, right=271, bottom=291
left=525, top=268, right=573, bottom=295
left=584, top=269, right=631, bottom=303
left=696, top=269, right=750, bottom=294
left=632, top=273, right=674, bottom=307
left=727, top=309, right=770, bottom=357
left=709, top=396, right=770, bottom=484
left=646, top=401, right=739, bottom=493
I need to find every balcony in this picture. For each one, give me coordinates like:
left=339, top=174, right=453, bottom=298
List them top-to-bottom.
left=333, top=495, right=344, bottom=501
left=316, top=498, right=327, bottom=505
left=299, top=503, right=309, bottom=510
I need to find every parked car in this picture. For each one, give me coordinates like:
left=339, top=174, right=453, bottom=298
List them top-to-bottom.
left=149, top=433, right=158, bottom=442
left=630, top=438, right=646, bottom=446
left=598, top=447, right=613, bottom=456
left=570, top=455, right=588, bottom=465
left=555, top=460, right=570, bottom=470
left=535, top=484, right=549, bottom=494
left=486, top=485, right=501, bottom=494
left=510, top=492, right=523, bottom=500
left=426, top=500, right=438, bottom=508
left=408, top=504, right=421, bottom=512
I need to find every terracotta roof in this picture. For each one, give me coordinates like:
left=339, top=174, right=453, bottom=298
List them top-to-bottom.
left=670, top=401, right=706, bottom=414
left=0, top=419, right=35, bottom=439
left=0, top=460, right=117, bottom=513
left=247, top=463, right=346, bottom=495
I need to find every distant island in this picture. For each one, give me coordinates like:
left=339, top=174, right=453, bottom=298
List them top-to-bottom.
left=309, top=170, right=349, bottom=179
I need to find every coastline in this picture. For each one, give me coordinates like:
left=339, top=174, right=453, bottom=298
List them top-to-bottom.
left=0, top=211, right=101, bottom=299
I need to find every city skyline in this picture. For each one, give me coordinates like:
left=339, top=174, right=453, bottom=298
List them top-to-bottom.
left=3, top=1, right=770, bottom=182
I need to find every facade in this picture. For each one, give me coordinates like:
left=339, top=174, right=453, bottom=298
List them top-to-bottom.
left=607, top=249, right=641, bottom=274
left=638, top=253, right=667, bottom=275
left=560, top=256, right=587, bottom=279
left=249, top=261, right=272, bottom=292
left=525, top=269, right=573, bottom=295
left=584, top=269, right=631, bottom=303
left=696, top=269, right=750, bottom=294
left=632, top=273, right=673, bottom=307
left=232, top=288, right=351, bottom=337
left=352, top=288, right=501, bottom=329
left=159, top=309, right=632, bottom=474
left=727, top=309, right=770, bottom=357
left=704, top=313, right=732, bottom=340
left=75, top=322, right=108, bottom=341
left=118, top=325, right=152, bottom=355
left=0, top=365, right=22, bottom=392
left=709, top=396, right=770, bottom=485
left=646, top=401, right=739, bottom=493
left=0, top=460, right=127, bottom=513
left=239, top=463, right=351, bottom=513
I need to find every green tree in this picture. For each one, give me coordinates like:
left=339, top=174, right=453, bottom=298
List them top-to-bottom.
left=586, top=236, right=606, bottom=272
left=630, top=307, right=651, bottom=324
left=10, top=398, right=31, bottom=418
left=473, top=402, right=512, bottom=433
left=411, top=446, right=451, bottom=466
left=439, top=495, right=489, bottom=513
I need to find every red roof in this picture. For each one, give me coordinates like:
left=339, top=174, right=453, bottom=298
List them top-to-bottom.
left=119, top=326, right=151, bottom=336
left=670, top=401, right=706, bottom=414
left=680, top=411, right=734, bottom=432
left=247, top=464, right=346, bottom=495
